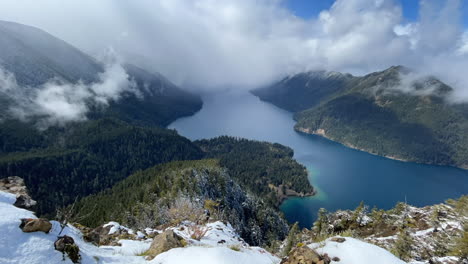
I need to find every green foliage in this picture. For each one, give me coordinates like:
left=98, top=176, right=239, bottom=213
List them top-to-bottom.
left=256, top=66, right=468, bottom=168
left=0, top=118, right=204, bottom=215
left=195, top=136, right=313, bottom=206
left=74, top=159, right=290, bottom=247
left=314, top=208, right=328, bottom=235
left=282, top=222, right=299, bottom=256
left=452, top=225, right=468, bottom=260
left=391, top=229, right=414, bottom=261
left=63, top=244, right=80, bottom=263
left=229, top=245, right=241, bottom=251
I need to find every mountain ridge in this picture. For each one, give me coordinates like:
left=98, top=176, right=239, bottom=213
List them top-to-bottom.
left=253, top=66, right=468, bottom=169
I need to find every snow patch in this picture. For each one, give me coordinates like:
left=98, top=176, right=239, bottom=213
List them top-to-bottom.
left=310, top=237, right=406, bottom=264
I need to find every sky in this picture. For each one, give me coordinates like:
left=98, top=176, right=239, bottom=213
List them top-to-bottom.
left=0, top=0, right=467, bottom=101
left=285, top=0, right=468, bottom=25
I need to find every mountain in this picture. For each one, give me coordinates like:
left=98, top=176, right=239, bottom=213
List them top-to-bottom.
left=0, top=20, right=202, bottom=127
left=0, top=20, right=102, bottom=86
left=92, top=63, right=202, bottom=127
left=253, top=66, right=468, bottom=169
left=252, top=70, right=353, bottom=112
left=0, top=118, right=205, bottom=215
left=73, top=136, right=312, bottom=247
left=74, top=159, right=289, bottom=247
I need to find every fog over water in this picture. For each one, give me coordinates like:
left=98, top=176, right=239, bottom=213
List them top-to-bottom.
left=169, top=91, right=468, bottom=228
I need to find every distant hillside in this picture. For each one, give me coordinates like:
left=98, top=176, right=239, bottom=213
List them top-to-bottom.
left=0, top=20, right=202, bottom=127
left=0, top=20, right=102, bottom=86
left=254, top=66, right=468, bottom=169
left=252, top=71, right=353, bottom=112
left=0, top=118, right=205, bottom=215
left=195, top=136, right=314, bottom=206
left=74, top=159, right=290, bottom=247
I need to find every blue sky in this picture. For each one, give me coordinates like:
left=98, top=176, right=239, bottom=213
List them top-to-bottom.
left=285, top=0, right=468, bottom=26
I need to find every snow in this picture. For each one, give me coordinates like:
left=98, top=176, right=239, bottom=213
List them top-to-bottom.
left=0, top=190, right=408, bottom=264
left=0, top=191, right=279, bottom=264
left=171, top=221, right=247, bottom=247
left=103, top=222, right=133, bottom=235
left=310, top=237, right=406, bottom=264
left=100, top=239, right=151, bottom=256
left=150, top=246, right=279, bottom=264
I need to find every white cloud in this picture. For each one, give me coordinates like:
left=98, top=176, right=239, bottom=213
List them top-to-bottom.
left=0, top=0, right=467, bottom=100
left=0, top=58, right=134, bottom=127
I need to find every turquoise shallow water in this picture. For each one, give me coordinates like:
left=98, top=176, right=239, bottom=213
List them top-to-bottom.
left=169, top=91, right=468, bottom=228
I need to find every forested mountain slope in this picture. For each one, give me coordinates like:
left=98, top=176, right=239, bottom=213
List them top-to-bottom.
left=0, top=20, right=202, bottom=127
left=254, top=66, right=468, bottom=169
left=0, top=118, right=204, bottom=215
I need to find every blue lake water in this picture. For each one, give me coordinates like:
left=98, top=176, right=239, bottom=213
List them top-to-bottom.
left=169, top=91, right=468, bottom=228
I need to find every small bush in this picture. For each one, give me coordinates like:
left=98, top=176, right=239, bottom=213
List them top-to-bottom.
left=190, top=225, right=209, bottom=241
left=229, top=245, right=241, bottom=251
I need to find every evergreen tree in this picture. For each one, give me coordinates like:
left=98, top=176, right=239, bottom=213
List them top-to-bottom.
left=314, top=208, right=328, bottom=235
left=282, top=222, right=299, bottom=256
left=392, top=229, right=414, bottom=261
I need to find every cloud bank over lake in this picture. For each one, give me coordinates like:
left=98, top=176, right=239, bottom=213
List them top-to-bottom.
left=1, top=0, right=467, bottom=100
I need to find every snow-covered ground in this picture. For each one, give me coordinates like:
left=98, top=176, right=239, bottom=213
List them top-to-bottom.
left=0, top=190, right=411, bottom=264
left=0, top=191, right=278, bottom=264
left=310, top=237, right=406, bottom=264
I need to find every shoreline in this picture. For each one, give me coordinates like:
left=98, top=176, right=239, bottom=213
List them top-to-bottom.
left=295, top=126, right=468, bottom=170
left=269, top=183, right=316, bottom=206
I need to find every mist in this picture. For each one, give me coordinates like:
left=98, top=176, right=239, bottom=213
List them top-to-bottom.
left=0, top=0, right=467, bottom=101
left=0, top=60, right=135, bottom=127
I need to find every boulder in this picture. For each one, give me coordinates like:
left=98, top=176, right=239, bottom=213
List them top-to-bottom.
left=0, top=176, right=37, bottom=209
left=14, top=194, right=37, bottom=209
left=19, top=218, right=52, bottom=233
left=81, top=224, right=134, bottom=246
left=82, top=225, right=113, bottom=245
left=146, top=230, right=185, bottom=259
left=54, top=235, right=80, bottom=263
left=330, top=237, right=346, bottom=243
left=280, top=246, right=330, bottom=264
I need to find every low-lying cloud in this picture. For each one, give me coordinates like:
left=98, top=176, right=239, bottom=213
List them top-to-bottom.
left=0, top=0, right=467, bottom=101
left=0, top=61, right=135, bottom=127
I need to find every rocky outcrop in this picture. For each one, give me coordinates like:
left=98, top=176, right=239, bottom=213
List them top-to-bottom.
left=0, top=176, right=36, bottom=209
left=19, top=218, right=52, bottom=233
left=81, top=223, right=135, bottom=246
left=146, top=230, right=185, bottom=259
left=54, top=235, right=81, bottom=263
left=280, top=246, right=330, bottom=264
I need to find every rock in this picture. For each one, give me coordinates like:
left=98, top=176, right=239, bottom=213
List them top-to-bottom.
left=0, top=176, right=36, bottom=209
left=14, top=194, right=37, bottom=209
left=19, top=218, right=52, bottom=233
left=82, top=224, right=116, bottom=245
left=146, top=230, right=185, bottom=259
left=54, top=235, right=80, bottom=263
left=54, top=235, right=75, bottom=251
left=330, top=237, right=346, bottom=243
left=280, top=246, right=322, bottom=264
left=322, top=253, right=331, bottom=263
left=332, top=256, right=340, bottom=262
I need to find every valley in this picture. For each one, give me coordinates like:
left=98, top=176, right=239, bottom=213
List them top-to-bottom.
left=169, top=91, right=468, bottom=228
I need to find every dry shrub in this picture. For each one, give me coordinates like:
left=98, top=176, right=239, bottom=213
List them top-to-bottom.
left=190, top=225, right=209, bottom=241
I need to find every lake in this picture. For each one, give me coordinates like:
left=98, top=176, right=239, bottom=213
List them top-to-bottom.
left=169, top=91, right=468, bottom=228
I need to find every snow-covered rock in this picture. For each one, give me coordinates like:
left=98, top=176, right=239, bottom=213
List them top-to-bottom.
left=0, top=190, right=413, bottom=264
left=0, top=191, right=279, bottom=264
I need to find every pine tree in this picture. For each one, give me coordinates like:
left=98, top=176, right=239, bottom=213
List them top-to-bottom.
left=314, top=208, right=328, bottom=235
left=282, top=222, right=299, bottom=256
left=452, top=225, right=468, bottom=261
left=392, top=229, right=414, bottom=261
